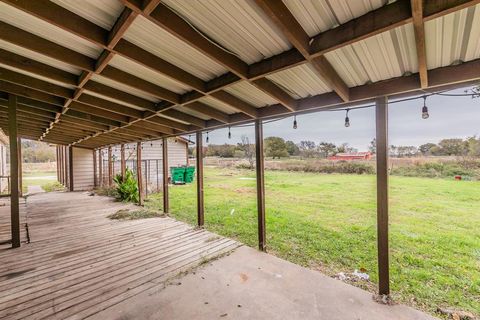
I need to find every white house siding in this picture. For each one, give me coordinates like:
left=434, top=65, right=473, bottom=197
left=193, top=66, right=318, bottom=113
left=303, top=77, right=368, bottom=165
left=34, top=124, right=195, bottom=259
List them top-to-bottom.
left=98, top=138, right=189, bottom=192
left=72, top=147, right=94, bottom=191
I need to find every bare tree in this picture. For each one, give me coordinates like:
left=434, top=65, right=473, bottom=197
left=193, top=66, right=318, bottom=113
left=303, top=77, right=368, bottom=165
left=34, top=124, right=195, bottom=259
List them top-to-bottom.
left=238, top=135, right=255, bottom=169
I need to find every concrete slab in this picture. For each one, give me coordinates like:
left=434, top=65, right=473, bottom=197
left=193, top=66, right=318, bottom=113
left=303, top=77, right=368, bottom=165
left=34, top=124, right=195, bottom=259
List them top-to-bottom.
left=89, top=246, right=437, bottom=320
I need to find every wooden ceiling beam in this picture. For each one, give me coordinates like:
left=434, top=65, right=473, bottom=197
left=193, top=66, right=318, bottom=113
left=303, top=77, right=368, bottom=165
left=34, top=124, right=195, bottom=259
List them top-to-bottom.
left=411, top=0, right=428, bottom=88
left=251, top=78, right=297, bottom=112
left=0, top=80, right=65, bottom=106
left=209, top=91, right=258, bottom=118
left=77, top=94, right=143, bottom=119
left=183, top=102, right=230, bottom=123
left=144, top=115, right=190, bottom=131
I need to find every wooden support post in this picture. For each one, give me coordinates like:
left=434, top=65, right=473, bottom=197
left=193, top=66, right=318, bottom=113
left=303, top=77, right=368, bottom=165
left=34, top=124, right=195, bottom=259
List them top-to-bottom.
left=8, top=94, right=20, bottom=248
left=375, top=96, right=390, bottom=296
left=255, top=119, right=266, bottom=251
left=196, top=132, right=204, bottom=226
left=17, top=137, right=22, bottom=197
left=162, top=137, right=169, bottom=213
left=136, top=142, right=144, bottom=206
left=120, top=144, right=126, bottom=179
left=56, top=146, right=59, bottom=182
left=64, top=146, right=68, bottom=188
left=68, top=146, right=74, bottom=192
left=108, top=146, right=113, bottom=186
left=93, top=149, right=97, bottom=188
left=98, top=149, right=103, bottom=187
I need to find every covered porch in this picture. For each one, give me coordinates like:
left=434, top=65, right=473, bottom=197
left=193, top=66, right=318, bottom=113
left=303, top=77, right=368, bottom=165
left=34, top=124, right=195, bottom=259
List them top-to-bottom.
left=0, top=192, right=433, bottom=320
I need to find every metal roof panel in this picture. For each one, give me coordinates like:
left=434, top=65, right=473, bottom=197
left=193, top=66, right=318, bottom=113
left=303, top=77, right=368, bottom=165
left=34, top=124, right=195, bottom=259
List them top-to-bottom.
left=224, top=81, right=278, bottom=107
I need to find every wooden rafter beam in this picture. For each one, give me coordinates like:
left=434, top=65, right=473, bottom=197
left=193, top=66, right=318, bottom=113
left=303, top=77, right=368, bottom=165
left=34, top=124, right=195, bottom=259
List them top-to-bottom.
left=411, top=0, right=428, bottom=88
left=183, top=102, right=230, bottom=123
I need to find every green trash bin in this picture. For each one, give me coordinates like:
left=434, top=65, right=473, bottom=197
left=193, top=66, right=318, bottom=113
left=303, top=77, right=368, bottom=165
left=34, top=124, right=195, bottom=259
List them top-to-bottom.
left=184, top=166, right=195, bottom=183
left=170, top=167, right=185, bottom=184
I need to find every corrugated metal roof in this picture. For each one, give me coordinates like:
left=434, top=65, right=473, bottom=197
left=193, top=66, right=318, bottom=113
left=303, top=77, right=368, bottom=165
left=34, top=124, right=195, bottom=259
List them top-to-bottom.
left=51, top=0, right=124, bottom=30
left=162, top=0, right=291, bottom=64
left=283, top=0, right=387, bottom=37
left=0, top=2, right=101, bottom=59
left=425, top=4, right=480, bottom=69
left=123, top=15, right=227, bottom=81
left=325, top=24, right=417, bottom=87
left=0, top=39, right=81, bottom=75
left=108, top=55, right=191, bottom=94
left=0, top=62, right=76, bottom=89
left=266, top=64, right=331, bottom=99
left=90, top=74, right=160, bottom=102
left=224, top=81, right=277, bottom=107
left=82, top=89, right=146, bottom=111
left=199, top=96, right=239, bottom=114
left=175, top=105, right=211, bottom=120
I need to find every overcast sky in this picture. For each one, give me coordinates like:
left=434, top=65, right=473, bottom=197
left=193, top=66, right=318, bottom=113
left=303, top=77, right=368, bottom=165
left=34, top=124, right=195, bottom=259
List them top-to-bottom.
left=204, top=88, right=480, bottom=151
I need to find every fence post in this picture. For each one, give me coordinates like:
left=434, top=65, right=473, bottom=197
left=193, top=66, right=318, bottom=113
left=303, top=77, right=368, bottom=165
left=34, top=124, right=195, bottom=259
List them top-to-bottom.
left=8, top=94, right=20, bottom=248
left=376, top=96, right=390, bottom=296
left=255, top=119, right=266, bottom=251
left=196, top=132, right=204, bottom=226
left=162, top=137, right=169, bottom=213
left=137, top=142, right=144, bottom=205
left=120, top=144, right=126, bottom=179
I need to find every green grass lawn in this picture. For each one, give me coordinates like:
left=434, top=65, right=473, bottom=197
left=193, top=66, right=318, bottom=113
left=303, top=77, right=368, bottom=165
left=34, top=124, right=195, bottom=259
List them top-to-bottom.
left=144, top=167, right=480, bottom=316
left=22, top=171, right=57, bottom=192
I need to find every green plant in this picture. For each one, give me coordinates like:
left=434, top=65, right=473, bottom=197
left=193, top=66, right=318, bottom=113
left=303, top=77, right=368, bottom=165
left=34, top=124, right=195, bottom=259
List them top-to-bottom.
left=113, top=168, right=139, bottom=203
left=41, top=181, right=65, bottom=192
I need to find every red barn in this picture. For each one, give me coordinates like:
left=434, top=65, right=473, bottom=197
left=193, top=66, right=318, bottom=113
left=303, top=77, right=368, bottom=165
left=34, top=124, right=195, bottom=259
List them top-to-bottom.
left=328, top=152, right=372, bottom=161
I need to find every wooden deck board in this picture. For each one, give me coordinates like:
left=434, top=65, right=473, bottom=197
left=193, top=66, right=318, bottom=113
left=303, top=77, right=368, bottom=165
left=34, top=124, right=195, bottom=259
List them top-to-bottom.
left=0, top=192, right=239, bottom=320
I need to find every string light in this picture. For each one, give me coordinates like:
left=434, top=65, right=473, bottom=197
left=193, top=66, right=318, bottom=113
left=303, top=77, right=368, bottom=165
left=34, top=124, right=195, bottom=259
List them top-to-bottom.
left=422, top=96, right=429, bottom=119
left=344, top=109, right=350, bottom=127
left=293, top=115, right=297, bottom=129
left=228, top=126, right=231, bottom=139
left=206, top=131, right=209, bottom=143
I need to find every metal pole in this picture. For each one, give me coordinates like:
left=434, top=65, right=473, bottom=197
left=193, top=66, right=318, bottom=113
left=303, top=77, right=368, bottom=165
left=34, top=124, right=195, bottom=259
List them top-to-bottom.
left=8, top=94, right=20, bottom=248
left=376, top=96, right=390, bottom=296
left=255, top=119, right=266, bottom=251
left=196, top=132, right=204, bottom=226
left=162, top=137, right=169, bottom=213
left=137, top=142, right=144, bottom=205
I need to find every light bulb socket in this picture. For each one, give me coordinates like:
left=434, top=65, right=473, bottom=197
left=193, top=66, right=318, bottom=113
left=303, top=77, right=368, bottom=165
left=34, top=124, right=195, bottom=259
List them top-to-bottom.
left=422, top=106, right=429, bottom=119
left=344, top=116, right=350, bottom=127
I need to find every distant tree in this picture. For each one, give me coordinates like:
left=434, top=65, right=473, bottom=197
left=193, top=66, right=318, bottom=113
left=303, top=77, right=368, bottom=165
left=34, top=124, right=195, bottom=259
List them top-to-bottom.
left=237, top=135, right=255, bottom=169
left=264, top=136, right=288, bottom=159
left=368, top=138, right=376, bottom=154
left=438, top=138, right=466, bottom=156
left=21, top=140, right=55, bottom=163
left=285, top=140, right=300, bottom=156
left=299, top=140, right=316, bottom=158
left=317, top=142, right=337, bottom=158
left=337, top=142, right=355, bottom=154
left=419, top=143, right=437, bottom=155
left=389, top=145, right=397, bottom=157
left=396, top=146, right=418, bottom=157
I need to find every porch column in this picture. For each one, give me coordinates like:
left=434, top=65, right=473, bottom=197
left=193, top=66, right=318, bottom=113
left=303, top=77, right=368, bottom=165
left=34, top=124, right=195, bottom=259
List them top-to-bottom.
left=8, top=94, right=20, bottom=248
left=375, top=96, right=390, bottom=295
left=255, top=119, right=266, bottom=251
left=196, top=132, right=204, bottom=226
left=17, top=137, right=22, bottom=197
left=162, top=137, right=169, bottom=213
left=136, top=142, right=144, bottom=205
left=120, top=144, right=126, bottom=179
left=68, top=146, right=74, bottom=191
left=108, top=146, right=113, bottom=186
left=93, top=149, right=97, bottom=188
left=98, top=149, right=103, bottom=187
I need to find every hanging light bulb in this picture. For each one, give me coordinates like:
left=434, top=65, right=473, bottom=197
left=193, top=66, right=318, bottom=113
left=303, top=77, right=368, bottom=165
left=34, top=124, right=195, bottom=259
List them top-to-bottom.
left=422, top=96, right=429, bottom=119
left=344, top=109, right=350, bottom=127
left=293, top=115, right=297, bottom=129
left=228, top=126, right=231, bottom=139
left=206, top=131, right=209, bottom=143
left=150, top=142, right=153, bottom=147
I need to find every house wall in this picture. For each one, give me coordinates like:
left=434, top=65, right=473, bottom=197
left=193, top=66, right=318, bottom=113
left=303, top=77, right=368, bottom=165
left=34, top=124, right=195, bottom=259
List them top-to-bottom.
left=96, top=138, right=189, bottom=192
left=72, top=147, right=94, bottom=191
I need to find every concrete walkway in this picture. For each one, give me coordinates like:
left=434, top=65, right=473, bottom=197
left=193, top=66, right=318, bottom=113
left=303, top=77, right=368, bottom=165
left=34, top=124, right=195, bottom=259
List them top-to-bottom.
left=91, top=246, right=437, bottom=320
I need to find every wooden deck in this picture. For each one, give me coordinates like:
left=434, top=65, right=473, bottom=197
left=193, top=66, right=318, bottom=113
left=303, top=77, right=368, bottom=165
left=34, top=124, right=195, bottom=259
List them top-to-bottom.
left=0, top=192, right=239, bottom=320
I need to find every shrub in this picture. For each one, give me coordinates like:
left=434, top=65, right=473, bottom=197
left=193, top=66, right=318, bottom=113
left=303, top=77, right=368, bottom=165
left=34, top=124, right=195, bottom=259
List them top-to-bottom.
left=113, top=168, right=139, bottom=203
left=41, top=181, right=65, bottom=192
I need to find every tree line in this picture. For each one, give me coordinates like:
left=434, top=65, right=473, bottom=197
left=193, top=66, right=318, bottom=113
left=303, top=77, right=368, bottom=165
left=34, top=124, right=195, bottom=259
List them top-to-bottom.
left=199, top=135, right=480, bottom=160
